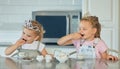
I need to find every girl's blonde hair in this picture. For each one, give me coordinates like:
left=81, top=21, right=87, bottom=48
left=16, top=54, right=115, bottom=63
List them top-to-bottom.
left=80, top=16, right=101, bottom=38
left=24, top=20, right=44, bottom=41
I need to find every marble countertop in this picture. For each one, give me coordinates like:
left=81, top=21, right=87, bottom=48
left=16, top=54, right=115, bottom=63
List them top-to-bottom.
left=0, top=57, right=120, bottom=69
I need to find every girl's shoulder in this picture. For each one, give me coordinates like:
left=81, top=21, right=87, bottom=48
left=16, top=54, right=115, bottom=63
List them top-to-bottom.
left=84, top=38, right=105, bottom=46
left=94, top=38, right=106, bottom=44
left=95, top=38, right=108, bottom=48
left=33, top=41, right=45, bottom=46
left=39, top=42, right=45, bottom=47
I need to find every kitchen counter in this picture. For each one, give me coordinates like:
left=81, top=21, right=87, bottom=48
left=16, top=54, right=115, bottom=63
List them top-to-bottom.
left=0, top=45, right=76, bottom=57
left=0, top=57, right=120, bottom=69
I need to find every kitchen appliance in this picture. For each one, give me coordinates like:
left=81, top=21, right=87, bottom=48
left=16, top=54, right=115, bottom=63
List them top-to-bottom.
left=32, top=11, right=81, bottom=44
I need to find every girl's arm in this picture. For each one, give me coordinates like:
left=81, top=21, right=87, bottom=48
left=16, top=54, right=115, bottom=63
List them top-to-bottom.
left=57, top=32, right=82, bottom=46
left=5, top=38, right=26, bottom=55
left=5, top=44, right=19, bottom=55
left=40, top=48, right=48, bottom=57
left=100, top=51, right=118, bottom=61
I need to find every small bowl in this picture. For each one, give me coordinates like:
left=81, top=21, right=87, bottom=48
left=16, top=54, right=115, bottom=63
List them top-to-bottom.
left=36, top=55, right=44, bottom=62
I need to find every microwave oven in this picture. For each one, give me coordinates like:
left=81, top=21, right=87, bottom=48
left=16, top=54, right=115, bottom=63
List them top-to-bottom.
left=32, top=11, right=81, bottom=44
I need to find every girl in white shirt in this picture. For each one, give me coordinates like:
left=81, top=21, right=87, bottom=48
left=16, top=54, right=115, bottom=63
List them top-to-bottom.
left=5, top=20, right=47, bottom=57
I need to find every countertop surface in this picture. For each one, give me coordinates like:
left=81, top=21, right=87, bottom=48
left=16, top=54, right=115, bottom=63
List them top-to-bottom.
left=0, top=57, right=120, bottom=69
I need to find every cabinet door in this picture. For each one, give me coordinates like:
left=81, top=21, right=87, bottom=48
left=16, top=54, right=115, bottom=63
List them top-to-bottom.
left=82, top=0, right=119, bottom=51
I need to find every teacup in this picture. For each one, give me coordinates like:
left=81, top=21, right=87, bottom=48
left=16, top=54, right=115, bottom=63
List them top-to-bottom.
left=36, top=55, right=44, bottom=62
left=45, top=55, right=52, bottom=63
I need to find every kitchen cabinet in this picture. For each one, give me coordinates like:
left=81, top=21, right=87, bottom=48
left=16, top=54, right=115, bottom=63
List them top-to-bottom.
left=82, top=0, right=119, bottom=51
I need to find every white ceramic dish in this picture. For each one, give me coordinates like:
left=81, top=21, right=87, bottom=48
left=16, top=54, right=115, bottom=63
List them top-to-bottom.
left=54, top=50, right=68, bottom=63
left=36, top=55, right=44, bottom=62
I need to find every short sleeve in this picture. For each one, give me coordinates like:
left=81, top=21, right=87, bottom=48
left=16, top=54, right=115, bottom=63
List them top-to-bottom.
left=72, top=39, right=80, bottom=48
left=96, top=39, right=108, bottom=53
left=39, top=42, right=45, bottom=52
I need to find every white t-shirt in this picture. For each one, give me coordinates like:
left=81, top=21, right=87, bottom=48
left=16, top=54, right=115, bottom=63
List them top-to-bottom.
left=21, top=41, right=45, bottom=52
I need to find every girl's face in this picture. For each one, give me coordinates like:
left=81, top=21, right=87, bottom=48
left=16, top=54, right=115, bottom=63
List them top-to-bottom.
left=79, top=20, right=96, bottom=41
left=21, top=28, right=39, bottom=44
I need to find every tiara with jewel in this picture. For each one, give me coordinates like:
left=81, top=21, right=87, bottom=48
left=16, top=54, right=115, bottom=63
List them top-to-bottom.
left=24, top=20, right=40, bottom=32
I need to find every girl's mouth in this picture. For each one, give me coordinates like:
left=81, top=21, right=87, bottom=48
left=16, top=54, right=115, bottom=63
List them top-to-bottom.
left=81, top=34, right=84, bottom=37
left=22, top=38, right=27, bottom=42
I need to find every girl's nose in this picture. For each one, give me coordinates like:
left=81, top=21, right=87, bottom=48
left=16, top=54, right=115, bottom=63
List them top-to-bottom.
left=80, top=29, right=84, bottom=33
left=78, top=30, right=82, bottom=33
left=22, top=35, right=27, bottom=40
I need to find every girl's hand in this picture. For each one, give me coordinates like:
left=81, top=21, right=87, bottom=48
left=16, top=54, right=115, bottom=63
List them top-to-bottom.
left=71, top=32, right=83, bottom=40
left=15, top=38, right=26, bottom=47
left=107, top=55, right=118, bottom=61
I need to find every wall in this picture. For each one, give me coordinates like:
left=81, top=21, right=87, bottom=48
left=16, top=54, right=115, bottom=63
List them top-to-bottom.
left=0, top=0, right=82, bottom=43
left=119, top=0, right=120, bottom=51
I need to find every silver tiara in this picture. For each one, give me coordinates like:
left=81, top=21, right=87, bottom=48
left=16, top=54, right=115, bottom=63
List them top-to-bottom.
left=24, top=20, right=40, bottom=32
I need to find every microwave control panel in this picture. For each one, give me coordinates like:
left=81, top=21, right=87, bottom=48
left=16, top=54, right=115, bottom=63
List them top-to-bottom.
left=70, top=15, right=80, bottom=33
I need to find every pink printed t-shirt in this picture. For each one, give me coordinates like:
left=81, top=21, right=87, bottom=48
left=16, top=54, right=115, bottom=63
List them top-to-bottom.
left=72, top=38, right=108, bottom=58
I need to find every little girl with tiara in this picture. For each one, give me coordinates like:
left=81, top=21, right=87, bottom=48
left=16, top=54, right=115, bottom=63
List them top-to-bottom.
left=57, top=16, right=118, bottom=61
left=5, top=20, right=47, bottom=58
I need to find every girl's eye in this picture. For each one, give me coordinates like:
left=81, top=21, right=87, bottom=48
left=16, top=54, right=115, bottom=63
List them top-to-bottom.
left=79, top=28, right=87, bottom=31
left=79, top=28, right=81, bottom=30
left=83, top=28, right=87, bottom=30
left=23, top=32, right=25, bottom=34
left=27, top=35, right=31, bottom=37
